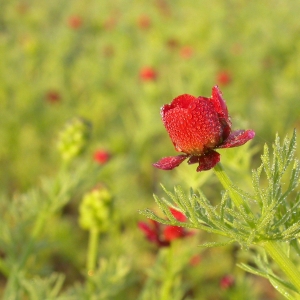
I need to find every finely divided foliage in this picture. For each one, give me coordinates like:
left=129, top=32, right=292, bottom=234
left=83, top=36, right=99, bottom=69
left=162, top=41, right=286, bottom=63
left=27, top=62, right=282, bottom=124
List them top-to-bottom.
left=141, top=130, right=300, bottom=247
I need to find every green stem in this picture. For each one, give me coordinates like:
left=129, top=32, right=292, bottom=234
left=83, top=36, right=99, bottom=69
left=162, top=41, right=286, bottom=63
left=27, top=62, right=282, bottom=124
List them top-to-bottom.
left=213, top=163, right=252, bottom=216
left=18, top=212, right=47, bottom=270
left=87, top=227, right=100, bottom=277
left=263, top=240, right=300, bottom=293
left=160, top=246, right=173, bottom=299
left=0, top=258, right=9, bottom=277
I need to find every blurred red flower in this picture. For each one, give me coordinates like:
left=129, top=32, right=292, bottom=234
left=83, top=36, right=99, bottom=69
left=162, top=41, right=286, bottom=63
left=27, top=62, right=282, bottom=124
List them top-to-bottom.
left=16, top=2, right=29, bottom=14
left=138, top=15, right=151, bottom=29
left=68, top=16, right=82, bottom=29
left=166, top=38, right=179, bottom=50
left=180, top=46, right=194, bottom=59
left=139, top=67, right=157, bottom=81
left=217, top=71, right=232, bottom=86
left=153, top=86, right=255, bottom=172
left=46, top=90, right=60, bottom=104
left=93, top=150, right=110, bottom=165
left=138, top=208, right=191, bottom=247
left=189, top=254, right=202, bottom=266
left=220, top=275, right=235, bottom=289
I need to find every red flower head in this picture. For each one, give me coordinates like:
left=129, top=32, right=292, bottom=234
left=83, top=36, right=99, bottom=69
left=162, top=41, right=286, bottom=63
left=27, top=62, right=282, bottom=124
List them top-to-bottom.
left=68, top=15, right=82, bottom=29
left=137, top=15, right=151, bottom=29
left=180, top=46, right=194, bottom=59
left=139, top=67, right=157, bottom=81
left=217, top=71, right=232, bottom=86
left=153, top=86, right=255, bottom=172
left=46, top=90, right=60, bottom=103
left=93, top=150, right=110, bottom=165
left=138, top=208, right=191, bottom=247
left=189, top=254, right=202, bottom=266
left=220, top=275, right=235, bottom=289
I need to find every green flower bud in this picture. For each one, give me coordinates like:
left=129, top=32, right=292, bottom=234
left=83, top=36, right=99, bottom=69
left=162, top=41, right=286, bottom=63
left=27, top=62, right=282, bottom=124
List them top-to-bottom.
left=57, top=117, right=91, bottom=163
left=79, top=187, right=112, bottom=232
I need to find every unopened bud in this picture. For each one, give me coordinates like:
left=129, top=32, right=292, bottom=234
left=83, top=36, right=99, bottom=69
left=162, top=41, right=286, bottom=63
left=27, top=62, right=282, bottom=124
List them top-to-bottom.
left=57, top=117, right=91, bottom=163
left=79, top=187, right=112, bottom=232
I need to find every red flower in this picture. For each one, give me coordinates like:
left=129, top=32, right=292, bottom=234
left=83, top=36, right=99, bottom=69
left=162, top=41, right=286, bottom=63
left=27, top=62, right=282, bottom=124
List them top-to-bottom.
left=138, top=15, right=151, bottom=29
left=68, top=16, right=82, bottom=29
left=166, top=38, right=179, bottom=50
left=180, top=46, right=194, bottom=59
left=139, top=67, right=157, bottom=81
left=217, top=71, right=232, bottom=86
left=153, top=86, right=255, bottom=172
left=46, top=90, right=60, bottom=103
left=93, top=150, right=110, bottom=165
left=138, top=208, right=190, bottom=247
left=189, top=255, right=202, bottom=266
left=220, top=275, right=235, bottom=289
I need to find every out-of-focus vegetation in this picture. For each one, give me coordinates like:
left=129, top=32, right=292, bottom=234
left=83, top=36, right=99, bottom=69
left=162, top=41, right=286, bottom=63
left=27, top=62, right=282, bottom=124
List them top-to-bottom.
left=0, top=0, right=299, bottom=299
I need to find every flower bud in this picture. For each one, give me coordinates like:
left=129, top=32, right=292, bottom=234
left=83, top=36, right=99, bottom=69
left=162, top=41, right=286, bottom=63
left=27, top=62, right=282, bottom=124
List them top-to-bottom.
left=57, top=117, right=91, bottom=163
left=79, top=187, right=112, bottom=232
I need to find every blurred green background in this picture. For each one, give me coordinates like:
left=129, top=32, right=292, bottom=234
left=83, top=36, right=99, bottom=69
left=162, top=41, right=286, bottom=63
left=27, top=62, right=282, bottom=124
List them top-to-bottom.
left=1, top=0, right=300, bottom=299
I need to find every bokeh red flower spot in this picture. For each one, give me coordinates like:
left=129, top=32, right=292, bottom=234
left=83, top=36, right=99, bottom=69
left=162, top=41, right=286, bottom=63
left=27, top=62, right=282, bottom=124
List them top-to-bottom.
left=68, top=16, right=82, bottom=29
left=139, top=67, right=157, bottom=81
left=217, top=71, right=232, bottom=86
left=46, top=90, right=61, bottom=104
left=93, top=150, right=110, bottom=165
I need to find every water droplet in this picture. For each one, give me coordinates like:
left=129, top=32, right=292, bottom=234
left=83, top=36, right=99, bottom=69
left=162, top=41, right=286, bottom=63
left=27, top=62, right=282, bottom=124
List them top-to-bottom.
left=189, top=103, right=196, bottom=110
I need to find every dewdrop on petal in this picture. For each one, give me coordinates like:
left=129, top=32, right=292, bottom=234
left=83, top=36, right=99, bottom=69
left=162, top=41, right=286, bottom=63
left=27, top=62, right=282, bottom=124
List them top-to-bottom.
left=57, top=117, right=91, bottom=163
left=79, top=187, right=112, bottom=232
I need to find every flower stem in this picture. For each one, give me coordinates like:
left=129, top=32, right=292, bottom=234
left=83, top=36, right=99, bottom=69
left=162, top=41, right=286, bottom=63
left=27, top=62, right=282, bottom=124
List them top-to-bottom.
left=213, top=163, right=252, bottom=216
left=18, top=212, right=47, bottom=270
left=87, top=227, right=100, bottom=290
left=263, top=240, right=300, bottom=293
left=160, top=246, right=173, bottom=299
left=0, top=258, right=9, bottom=277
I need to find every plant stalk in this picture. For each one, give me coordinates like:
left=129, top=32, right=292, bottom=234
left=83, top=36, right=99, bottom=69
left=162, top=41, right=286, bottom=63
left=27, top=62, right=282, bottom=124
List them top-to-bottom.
left=213, top=162, right=253, bottom=216
left=87, top=227, right=100, bottom=288
left=263, top=240, right=300, bottom=293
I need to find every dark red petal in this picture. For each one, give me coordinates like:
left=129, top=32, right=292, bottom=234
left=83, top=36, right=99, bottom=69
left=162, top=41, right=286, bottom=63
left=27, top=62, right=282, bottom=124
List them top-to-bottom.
left=210, top=86, right=232, bottom=141
left=211, top=86, right=229, bottom=121
left=218, top=130, right=255, bottom=148
left=196, top=151, right=220, bottom=172
left=153, top=155, right=187, bottom=170
left=187, top=155, right=200, bottom=164
left=138, top=222, right=158, bottom=242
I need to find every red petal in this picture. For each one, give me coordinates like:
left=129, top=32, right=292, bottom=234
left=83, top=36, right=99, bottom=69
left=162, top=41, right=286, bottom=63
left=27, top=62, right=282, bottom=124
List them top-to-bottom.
left=210, top=86, right=232, bottom=140
left=211, top=86, right=229, bottom=121
left=161, top=94, right=197, bottom=117
left=167, top=94, right=197, bottom=110
left=162, top=96, right=221, bottom=155
left=218, top=130, right=255, bottom=148
left=193, top=151, right=220, bottom=172
left=187, top=152, right=220, bottom=171
left=153, top=155, right=187, bottom=170
left=187, top=155, right=200, bottom=164
left=170, top=208, right=186, bottom=222
left=138, top=222, right=158, bottom=243
left=164, top=225, right=185, bottom=241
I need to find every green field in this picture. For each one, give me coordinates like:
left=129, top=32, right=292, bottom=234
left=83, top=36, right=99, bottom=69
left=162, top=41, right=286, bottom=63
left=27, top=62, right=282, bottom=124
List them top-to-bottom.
left=1, top=1, right=300, bottom=299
